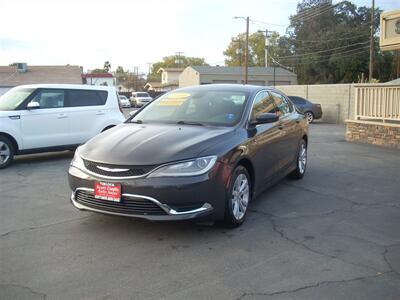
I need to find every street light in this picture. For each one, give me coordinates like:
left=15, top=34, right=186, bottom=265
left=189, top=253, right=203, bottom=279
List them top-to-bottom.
left=233, top=16, right=249, bottom=84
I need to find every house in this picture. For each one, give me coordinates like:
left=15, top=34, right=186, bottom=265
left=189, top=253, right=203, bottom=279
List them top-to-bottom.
left=0, top=63, right=82, bottom=95
left=179, top=66, right=297, bottom=88
left=157, top=67, right=184, bottom=85
left=82, top=73, right=115, bottom=86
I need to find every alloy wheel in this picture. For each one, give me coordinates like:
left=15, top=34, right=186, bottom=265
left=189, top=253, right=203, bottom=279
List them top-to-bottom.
left=306, top=112, right=314, bottom=123
left=0, top=141, right=11, bottom=165
left=298, top=142, right=307, bottom=174
left=231, top=173, right=250, bottom=220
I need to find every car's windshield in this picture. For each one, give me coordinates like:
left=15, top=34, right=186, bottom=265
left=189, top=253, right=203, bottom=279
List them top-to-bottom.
left=0, top=87, right=35, bottom=110
left=130, top=89, right=249, bottom=126
left=137, top=93, right=150, bottom=97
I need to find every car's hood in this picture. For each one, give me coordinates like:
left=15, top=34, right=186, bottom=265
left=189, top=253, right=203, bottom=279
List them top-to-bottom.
left=80, top=123, right=234, bottom=165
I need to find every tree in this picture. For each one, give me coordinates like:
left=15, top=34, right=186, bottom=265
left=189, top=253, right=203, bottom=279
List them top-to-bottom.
left=222, top=0, right=397, bottom=84
left=223, top=31, right=292, bottom=67
left=147, top=55, right=209, bottom=81
left=104, top=61, right=111, bottom=72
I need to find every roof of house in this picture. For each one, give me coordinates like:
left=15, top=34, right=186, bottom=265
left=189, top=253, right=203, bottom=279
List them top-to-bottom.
left=0, top=65, right=82, bottom=87
left=189, top=66, right=297, bottom=76
left=157, top=67, right=184, bottom=73
left=82, top=73, right=114, bottom=78
left=384, top=78, right=400, bottom=85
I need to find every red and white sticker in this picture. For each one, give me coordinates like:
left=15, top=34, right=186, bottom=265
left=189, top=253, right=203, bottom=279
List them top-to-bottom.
left=94, top=182, right=121, bottom=202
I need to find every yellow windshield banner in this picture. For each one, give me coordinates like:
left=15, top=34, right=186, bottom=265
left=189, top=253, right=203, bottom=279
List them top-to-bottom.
left=157, top=92, right=191, bottom=106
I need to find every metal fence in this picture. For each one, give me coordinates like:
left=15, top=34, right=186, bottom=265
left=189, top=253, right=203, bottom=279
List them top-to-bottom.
left=355, top=85, right=400, bottom=123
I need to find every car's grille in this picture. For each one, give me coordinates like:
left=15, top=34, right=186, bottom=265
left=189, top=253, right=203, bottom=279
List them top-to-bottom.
left=83, top=160, right=157, bottom=177
left=75, top=190, right=167, bottom=215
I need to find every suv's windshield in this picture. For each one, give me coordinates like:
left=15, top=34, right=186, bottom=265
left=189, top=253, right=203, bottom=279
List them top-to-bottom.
left=0, top=88, right=35, bottom=110
left=130, top=89, right=249, bottom=126
left=136, top=93, right=150, bottom=97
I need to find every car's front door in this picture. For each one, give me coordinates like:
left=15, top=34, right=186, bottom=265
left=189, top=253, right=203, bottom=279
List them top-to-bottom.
left=19, top=89, right=70, bottom=149
left=247, top=91, right=282, bottom=189
left=270, top=91, right=301, bottom=171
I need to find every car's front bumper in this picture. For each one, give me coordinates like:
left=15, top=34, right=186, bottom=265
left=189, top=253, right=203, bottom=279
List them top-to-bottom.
left=68, top=163, right=229, bottom=221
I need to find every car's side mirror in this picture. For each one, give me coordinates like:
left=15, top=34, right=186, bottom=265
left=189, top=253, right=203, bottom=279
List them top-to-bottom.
left=27, top=101, right=40, bottom=110
left=251, top=113, right=279, bottom=125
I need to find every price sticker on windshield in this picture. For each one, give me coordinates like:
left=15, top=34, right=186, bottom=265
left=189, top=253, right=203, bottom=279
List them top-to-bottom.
left=157, top=92, right=191, bottom=106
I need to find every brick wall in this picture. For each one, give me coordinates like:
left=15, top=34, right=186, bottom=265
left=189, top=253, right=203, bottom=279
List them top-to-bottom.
left=346, top=121, right=400, bottom=149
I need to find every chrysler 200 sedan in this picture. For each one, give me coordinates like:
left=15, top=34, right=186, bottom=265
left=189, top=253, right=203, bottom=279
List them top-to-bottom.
left=68, top=84, right=308, bottom=227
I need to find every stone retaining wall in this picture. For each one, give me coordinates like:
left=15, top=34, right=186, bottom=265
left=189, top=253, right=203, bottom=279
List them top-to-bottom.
left=346, top=120, right=400, bottom=149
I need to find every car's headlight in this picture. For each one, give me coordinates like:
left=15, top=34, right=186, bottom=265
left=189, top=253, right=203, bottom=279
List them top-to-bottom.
left=70, top=147, right=85, bottom=170
left=148, top=156, right=217, bottom=177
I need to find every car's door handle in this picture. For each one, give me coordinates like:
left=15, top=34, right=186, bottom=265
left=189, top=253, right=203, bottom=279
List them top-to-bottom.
left=96, top=111, right=105, bottom=115
left=57, top=113, right=67, bottom=119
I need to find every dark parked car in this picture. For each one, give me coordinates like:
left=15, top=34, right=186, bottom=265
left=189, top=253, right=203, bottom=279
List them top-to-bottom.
left=68, top=84, right=308, bottom=227
left=288, top=96, right=322, bottom=123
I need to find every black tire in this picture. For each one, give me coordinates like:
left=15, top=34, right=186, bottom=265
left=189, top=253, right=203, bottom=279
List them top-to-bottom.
left=305, top=111, right=314, bottom=123
left=0, top=136, right=15, bottom=169
left=288, top=139, right=307, bottom=180
left=223, top=166, right=252, bottom=227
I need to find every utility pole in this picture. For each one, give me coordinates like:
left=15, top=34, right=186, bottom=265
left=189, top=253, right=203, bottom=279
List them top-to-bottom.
left=369, top=0, right=375, bottom=81
left=244, top=16, right=249, bottom=84
left=258, top=29, right=270, bottom=67
left=175, top=52, right=184, bottom=68
left=146, top=62, right=152, bottom=77
left=134, top=66, right=139, bottom=91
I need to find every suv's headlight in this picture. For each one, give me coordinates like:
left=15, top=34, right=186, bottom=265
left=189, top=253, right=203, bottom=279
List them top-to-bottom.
left=70, top=147, right=85, bottom=170
left=148, top=156, right=217, bottom=177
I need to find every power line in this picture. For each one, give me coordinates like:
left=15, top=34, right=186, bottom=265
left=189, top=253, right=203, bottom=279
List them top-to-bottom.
left=291, top=2, right=343, bottom=23
left=293, top=33, right=370, bottom=43
left=277, top=41, right=370, bottom=59
left=278, top=45, right=370, bottom=62
left=280, top=48, right=370, bottom=66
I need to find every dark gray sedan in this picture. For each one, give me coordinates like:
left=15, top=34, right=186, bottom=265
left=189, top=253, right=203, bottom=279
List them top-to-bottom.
left=69, top=85, right=308, bottom=227
left=288, top=96, right=322, bottom=123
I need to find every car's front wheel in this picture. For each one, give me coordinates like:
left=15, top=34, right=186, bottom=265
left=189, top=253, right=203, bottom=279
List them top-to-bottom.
left=0, top=136, right=15, bottom=169
left=224, top=166, right=251, bottom=227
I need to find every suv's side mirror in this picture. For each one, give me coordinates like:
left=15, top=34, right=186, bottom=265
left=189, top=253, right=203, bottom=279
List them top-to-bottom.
left=27, top=101, right=40, bottom=110
left=251, top=113, right=279, bottom=125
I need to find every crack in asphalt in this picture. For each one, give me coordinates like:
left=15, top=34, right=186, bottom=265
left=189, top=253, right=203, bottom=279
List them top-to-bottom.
left=281, top=182, right=400, bottom=209
left=247, top=209, right=385, bottom=274
left=0, top=215, right=93, bottom=238
left=383, top=247, right=400, bottom=277
left=236, top=271, right=393, bottom=299
left=0, top=283, right=47, bottom=300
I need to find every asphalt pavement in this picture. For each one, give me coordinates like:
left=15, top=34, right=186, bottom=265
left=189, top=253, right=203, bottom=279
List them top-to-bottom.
left=1, top=124, right=400, bottom=300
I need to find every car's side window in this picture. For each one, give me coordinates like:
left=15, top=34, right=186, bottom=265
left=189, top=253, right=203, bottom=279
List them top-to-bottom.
left=30, top=89, right=65, bottom=109
left=67, top=90, right=108, bottom=107
left=250, top=91, right=277, bottom=120
left=270, top=92, right=292, bottom=117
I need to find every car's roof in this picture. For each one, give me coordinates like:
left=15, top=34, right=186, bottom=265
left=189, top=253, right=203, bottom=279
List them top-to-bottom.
left=14, top=84, right=115, bottom=91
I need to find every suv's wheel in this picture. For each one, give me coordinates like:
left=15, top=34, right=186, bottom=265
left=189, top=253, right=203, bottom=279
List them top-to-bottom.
left=305, top=111, right=314, bottom=123
left=0, top=136, right=15, bottom=169
left=288, top=139, right=307, bottom=179
left=224, top=166, right=251, bottom=227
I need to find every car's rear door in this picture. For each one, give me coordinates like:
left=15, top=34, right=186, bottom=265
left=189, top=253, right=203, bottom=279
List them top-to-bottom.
left=19, top=89, right=70, bottom=149
left=65, top=89, right=108, bottom=144
left=270, top=91, right=301, bottom=171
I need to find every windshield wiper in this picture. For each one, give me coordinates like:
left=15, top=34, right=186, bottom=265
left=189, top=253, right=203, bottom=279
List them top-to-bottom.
left=130, top=119, right=143, bottom=124
left=177, top=120, right=205, bottom=126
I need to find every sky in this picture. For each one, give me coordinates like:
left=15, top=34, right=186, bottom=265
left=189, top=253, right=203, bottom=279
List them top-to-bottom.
left=0, top=0, right=398, bottom=75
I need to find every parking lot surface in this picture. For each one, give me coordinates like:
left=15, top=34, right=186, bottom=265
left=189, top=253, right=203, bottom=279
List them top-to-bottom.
left=1, top=124, right=400, bottom=300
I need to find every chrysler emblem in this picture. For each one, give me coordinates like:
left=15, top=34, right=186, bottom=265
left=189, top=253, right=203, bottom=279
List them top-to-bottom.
left=97, top=166, right=129, bottom=172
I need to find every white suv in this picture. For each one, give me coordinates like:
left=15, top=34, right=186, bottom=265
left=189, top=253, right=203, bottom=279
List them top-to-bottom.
left=0, top=84, right=126, bottom=168
left=131, top=92, right=153, bottom=107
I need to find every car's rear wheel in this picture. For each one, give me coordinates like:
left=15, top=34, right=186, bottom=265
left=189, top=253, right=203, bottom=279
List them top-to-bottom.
left=305, top=111, right=314, bottom=123
left=0, top=136, right=15, bottom=169
left=289, top=139, right=307, bottom=179
left=224, top=166, right=251, bottom=227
